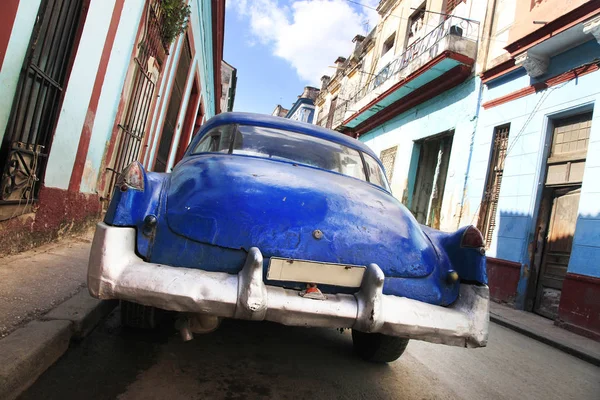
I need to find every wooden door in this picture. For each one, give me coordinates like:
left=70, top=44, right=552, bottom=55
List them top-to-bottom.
left=532, top=112, right=591, bottom=317
left=411, top=140, right=438, bottom=224
left=534, top=187, right=580, bottom=318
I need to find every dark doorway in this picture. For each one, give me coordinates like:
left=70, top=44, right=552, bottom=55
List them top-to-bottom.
left=0, top=0, right=83, bottom=209
left=154, top=34, right=192, bottom=172
left=174, top=78, right=200, bottom=164
left=326, top=96, right=338, bottom=129
left=531, top=112, right=591, bottom=319
left=411, top=132, right=453, bottom=228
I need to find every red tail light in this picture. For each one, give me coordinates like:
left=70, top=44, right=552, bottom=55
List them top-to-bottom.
left=117, top=161, right=145, bottom=191
left=461, top=225, right=484, bottom=248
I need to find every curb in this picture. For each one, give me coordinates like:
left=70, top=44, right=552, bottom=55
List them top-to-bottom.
left=42, top=291, right=118, bottom=339
left=0, top=292, right=117, bottom=400
left=490, top=313, right=600, bottom=367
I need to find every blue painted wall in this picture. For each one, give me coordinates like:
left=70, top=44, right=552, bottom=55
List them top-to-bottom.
left=193, top=0, right=216, bottom=118
left=357, top=37, right=600, bottom=310
left=473, top=39, right=600, bottom=307
left=359, top=77, right=482, bottom=233
left=285, top=98, right=316, bottom=124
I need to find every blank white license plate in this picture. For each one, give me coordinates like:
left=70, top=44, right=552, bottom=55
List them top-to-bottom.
left=267, top=258, right=366, bottom=288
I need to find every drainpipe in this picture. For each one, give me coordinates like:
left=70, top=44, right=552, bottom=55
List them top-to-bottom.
left=456, top=0, right=497, bottom=229
left=456, top=81, right=484, bottom=230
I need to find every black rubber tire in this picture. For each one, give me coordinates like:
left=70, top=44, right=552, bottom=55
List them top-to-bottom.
left=120, top=300, right=157, bottom=329
left=351, top=330, right=409, bottom=363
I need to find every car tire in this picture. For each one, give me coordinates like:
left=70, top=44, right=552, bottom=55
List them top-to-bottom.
left=120, top=300, right=157, bottom=329
left=351, top=330, right=409, bottom=363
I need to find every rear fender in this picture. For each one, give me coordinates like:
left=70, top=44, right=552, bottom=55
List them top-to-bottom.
left=104, top=163, right=167, bottom=258
left=421, top=225, right=487, bottom=285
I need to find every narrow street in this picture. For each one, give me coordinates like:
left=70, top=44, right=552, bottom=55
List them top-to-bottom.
left=2, top=1, right=600, bottom=399
left=20, top=309, right=600, bottom=400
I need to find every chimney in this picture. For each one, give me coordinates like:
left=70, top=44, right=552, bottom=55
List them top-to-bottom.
left=352, top=35, right=365, bottom=51
left=334, top=56, right=347, bottom=70
left=320, top=75, right=331, bottom=90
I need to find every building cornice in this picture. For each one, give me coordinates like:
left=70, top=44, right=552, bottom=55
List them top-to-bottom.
left=504, top=0, right=600, bottom=57
left=482, top=61, right=600, bottom=109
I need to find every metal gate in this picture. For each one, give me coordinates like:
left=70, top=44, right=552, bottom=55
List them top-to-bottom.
left=0, top=0, right=83, bottom=206
left=106, top=1, right=167, bottom=190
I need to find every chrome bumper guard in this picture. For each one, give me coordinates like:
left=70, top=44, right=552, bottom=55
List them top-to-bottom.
left=88, top=222, right=489, bottom=348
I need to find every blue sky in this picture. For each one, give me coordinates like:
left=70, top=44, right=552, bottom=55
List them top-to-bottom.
left=224, top=0, right=378, bottom=115
left=224, top=8, right=305, bottom=115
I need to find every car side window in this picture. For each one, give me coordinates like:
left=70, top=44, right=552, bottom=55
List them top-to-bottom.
left=192, top=125, right=234, bottom=154
left=363, top=153, right=390, bottom=191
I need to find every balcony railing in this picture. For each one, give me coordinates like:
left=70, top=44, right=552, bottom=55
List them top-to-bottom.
left=331, top=16, right=479, bottom=128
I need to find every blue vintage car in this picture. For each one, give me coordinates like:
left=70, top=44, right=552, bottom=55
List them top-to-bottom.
left=88, top=112, right=489, bottom=362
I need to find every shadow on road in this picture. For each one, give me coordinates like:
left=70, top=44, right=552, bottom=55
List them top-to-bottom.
left=21, top=308, right=433, bottom=400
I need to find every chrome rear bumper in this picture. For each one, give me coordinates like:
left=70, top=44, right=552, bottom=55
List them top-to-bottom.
left=88, top=222, right=489, bottom=347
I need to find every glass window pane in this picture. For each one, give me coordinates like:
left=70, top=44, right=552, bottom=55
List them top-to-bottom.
left=232, top=125, right=366, bottom=181
left=364, top=153, right=390, bottom=190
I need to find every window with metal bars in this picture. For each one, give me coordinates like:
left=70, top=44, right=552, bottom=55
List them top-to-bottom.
left=0, top=0, right=83, bottom=205
left=445, top=0, right=466, bottom=14
left=478, top=125, right=510, bottom=248
left=380, top=146, right=397, bottom=183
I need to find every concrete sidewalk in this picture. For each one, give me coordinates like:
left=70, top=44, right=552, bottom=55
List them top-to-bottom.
left=0, top=231, right=117, bottom=399
left=0, top=233, right=92, bottom=338
left=490, top=302, right=600, bottom=366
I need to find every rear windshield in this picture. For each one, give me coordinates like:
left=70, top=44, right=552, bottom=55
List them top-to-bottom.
left=191, top=124, right=389, bottom=191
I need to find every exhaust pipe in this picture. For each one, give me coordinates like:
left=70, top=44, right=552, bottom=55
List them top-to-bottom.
left=176, top=314, right=221, bottom=341
left=176, top=317, right=194, bottom=342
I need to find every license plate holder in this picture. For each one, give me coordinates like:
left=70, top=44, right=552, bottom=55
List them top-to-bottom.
left=267, top=258, right=366, bottom=288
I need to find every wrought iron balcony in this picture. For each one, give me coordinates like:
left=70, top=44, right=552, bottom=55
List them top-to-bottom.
left=332, top=16, right=479, bottom=131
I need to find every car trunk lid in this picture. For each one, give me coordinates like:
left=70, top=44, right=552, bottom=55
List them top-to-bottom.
left=165, top=155, right=437, bottom=278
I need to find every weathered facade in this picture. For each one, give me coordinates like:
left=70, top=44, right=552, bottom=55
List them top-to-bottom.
left=0, top=0, right=226, bottom=255
left=315, top=0, right=600, bottom=340
left=315, top=0, right=487, bottom=232
left=474, top=0, right=600, bottom=339
left=220, top=60, right=237, bottom=112
left=283, top=86, right=320, bottom=124
left=271, top=105, right=289, bottom=118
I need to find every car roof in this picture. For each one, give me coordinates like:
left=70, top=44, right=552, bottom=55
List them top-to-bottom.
left=198, top=112, right=381, bottom=161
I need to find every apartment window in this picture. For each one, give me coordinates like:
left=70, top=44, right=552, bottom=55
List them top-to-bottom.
left=445, top=0, right=466, bottom=14
left=407, top=4, right=425, bottom=44
left=382, top=33, right=396, bottom=56
left=550, top=113, right=591, bottom=156
left=478, top=125, right=510, bottom=248
left=380, top=146, right=398, bottom=183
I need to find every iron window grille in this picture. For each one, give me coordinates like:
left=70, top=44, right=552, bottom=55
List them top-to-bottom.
left=478, top=125, right=510, bottom=248
left=380, top=146, right=398, bottom=183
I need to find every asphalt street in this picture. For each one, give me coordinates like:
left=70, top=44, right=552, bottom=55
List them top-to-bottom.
left=19, top=309, right=600, bottom=400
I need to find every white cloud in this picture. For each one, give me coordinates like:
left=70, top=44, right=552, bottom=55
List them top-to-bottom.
left=228, top=0, right=380, bottom=84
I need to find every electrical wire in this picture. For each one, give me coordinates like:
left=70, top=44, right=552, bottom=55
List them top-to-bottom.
left=469, top=60, right=600, bottom=226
